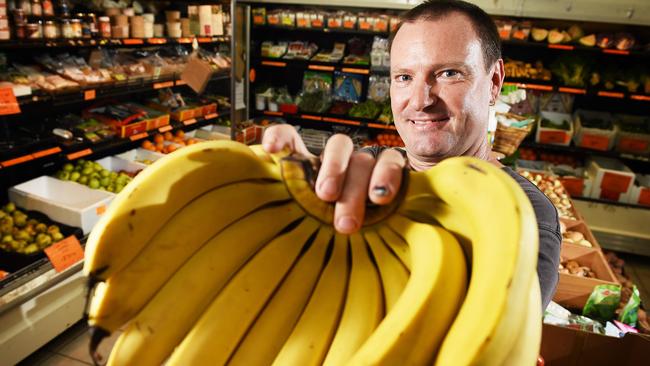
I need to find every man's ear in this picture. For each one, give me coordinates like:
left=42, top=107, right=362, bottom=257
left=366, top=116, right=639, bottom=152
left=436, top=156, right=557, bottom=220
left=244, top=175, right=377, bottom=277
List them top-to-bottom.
left=490, top=59, right=505, bottom=104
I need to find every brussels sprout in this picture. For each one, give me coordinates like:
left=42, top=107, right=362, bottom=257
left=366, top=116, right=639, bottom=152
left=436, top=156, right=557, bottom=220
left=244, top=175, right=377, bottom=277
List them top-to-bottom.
left=62, top=163, right=74, bottom=172
left=82, top=167, right=93, bottom=176
left=57, top=171, right=71, bottom=181
left=70, top=171, right=81, bottom=182
left=78, top=176, right=89, bottom=185
left=100, top=177, right=110, bottom=187
left=89, top=178, right=100, bottom=189
left=3, top=202, right=16, bottom=213
left=0, top=211, right=5, bottom=219
left=13, top=214, right=27, bottom=228
left=0, top=217, right=14, bottom=235
left=27, top=218, right=39, bottom=226
left=35, top=223, right=47, bottom=233
left=47, top=225, right=60, bottom=235
left=15, top=230, right=30, bottom=241
left=52, top=232, right=64, bottom=242
left=36, top=233, right=52, bottom=247
left=2, top=234, right=13, bottom=244
left=24, top=243, right=39, bottom=254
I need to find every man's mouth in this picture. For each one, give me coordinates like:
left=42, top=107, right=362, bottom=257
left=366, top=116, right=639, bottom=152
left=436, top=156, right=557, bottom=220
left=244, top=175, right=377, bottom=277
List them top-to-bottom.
left=408, top=116, right=451, bottom=125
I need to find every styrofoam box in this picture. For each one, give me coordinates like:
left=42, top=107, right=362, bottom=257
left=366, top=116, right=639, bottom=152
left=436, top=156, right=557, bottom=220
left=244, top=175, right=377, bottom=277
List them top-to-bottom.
left=573, top=109, right=618, bottom=151
left=535, top=111, right=574, bottom=146
left=195, top=124, right=231, bottom=140
left=116, top=148, right=165, bottom=165
left=96, top=156, right=147, bottom=174
left=587, top=157, right=635, bottom=201
left=626, top=174, right=650, bottom=206
left=9, top=176, right=115, bottom=234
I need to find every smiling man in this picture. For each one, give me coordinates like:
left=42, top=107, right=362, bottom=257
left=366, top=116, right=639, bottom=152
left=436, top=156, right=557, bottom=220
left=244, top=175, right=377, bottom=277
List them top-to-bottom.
left=263, top=0, right=561, bottom=308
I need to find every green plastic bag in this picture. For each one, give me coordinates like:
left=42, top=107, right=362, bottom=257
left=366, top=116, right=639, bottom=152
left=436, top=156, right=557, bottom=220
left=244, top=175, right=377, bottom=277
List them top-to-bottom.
left=582, top=284, right=621, bottom=321
left=618, top=286, right=641, bottom=327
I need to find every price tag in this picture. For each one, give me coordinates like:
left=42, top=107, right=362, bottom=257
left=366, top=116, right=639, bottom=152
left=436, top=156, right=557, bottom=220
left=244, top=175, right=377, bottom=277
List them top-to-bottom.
left=253, top=15, right=265, bottom=25
left=297, top=19, right=308, bottom=28
left=197, top=37, right=211, bottom=43
left=148, top=38, right=167, bottom=44
left=178, top=38, right=192, bottom=44
left=123, top=39, right=144, bottom=45
left=308, top=65, right=335, bottom=72
left=341, top=67, right=369, bottom=75
left=175, top=79, right=187, bottom=86
left=153, top=81, right=174, bottom=89
left=0, top=87, right=21, bottom=115
left=84, top=89, right=96, bottom=101
left=597, top=91, right=624, bottom=98
left=630, top=95, right=650, bottom=102
left=263, top=111, right=283, bottom=116
left=204, top=113, right=218, bottom=120
left=301, top=114, right=322, bottom=121
left=159, top=125, right=172, bottom=133
left=539, top=130, right=568, bottom=144
left=129, top=132, right=149, bottom=141
left=579, top=134, right=609, bottom=151
left=618, top=137, right=648, bottom=153
left=32, top=147, right=62, bottom=159
left=67, top=148, right=92, bottom=160
left=1, top=154, right=33, bottom=168
left=601, top=172, right=632, bottom=192
left=638, top=188, right=650, bottom=206
left=96, top=204, right=107, bottom=215
left=44, top=236, right=84, bottom=273
left=0, top=270, right=7, bottom=280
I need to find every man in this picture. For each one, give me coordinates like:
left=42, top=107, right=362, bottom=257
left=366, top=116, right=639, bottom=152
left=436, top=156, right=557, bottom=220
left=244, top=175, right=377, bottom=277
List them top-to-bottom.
left=262, top=0, right=560, bottom=308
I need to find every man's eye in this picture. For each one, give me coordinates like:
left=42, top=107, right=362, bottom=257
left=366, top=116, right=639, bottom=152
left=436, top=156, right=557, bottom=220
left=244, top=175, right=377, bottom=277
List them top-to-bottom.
left=440, top=70, right=461, bottom=79
left=395, top=75, right=412, bottom=82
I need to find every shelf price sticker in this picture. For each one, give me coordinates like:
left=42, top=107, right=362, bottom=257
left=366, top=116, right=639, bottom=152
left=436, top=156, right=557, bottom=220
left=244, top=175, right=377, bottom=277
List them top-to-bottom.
left=197, top=37, right=211, bottom=43
left=148, top=38, right=167, bottom=44
left=123, top=39, right=144, bottom=45
left=548, top=44, right=574, bottom=50
left=603, top=49, right=629, bottom=55
left=261, top=61, right=287, bottom=68
left=308, top=64, right=335, bottom=72
left=341, top=67, right=369, bottom=75
left=153, top=81, right=174, bottom=89
left=0, top=87, right=21, bottom=115
left=558, top=87, right=586, bottom=95
left=84, top=89, right=96, bottom=101
left=597, top=91, right=624, bottom=98
left=630, top=94, right=650, bottom=102
left=204, top=113, right=218, bottom=120
left=183, top=118, right=198, bottom=126
left=159, top=125, right=173, bottom=133
left=538, top=131, right=568, bottom=145
left=129, top=132, right=149, bottom=141
left=579, top=134, right=610, bottom=151
left=32, top=147, right=62, bottom=159
left=67, top=148, right=92, bottom=160
left=1, top=154, right=33, bottom=168
left=44, top=235, right=84, bottom=273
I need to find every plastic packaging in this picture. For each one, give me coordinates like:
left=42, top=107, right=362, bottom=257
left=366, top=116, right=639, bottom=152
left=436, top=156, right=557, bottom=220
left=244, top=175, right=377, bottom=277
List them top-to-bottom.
left=582, top=284, right=621, bottom=322
left=618, top=285, right=640, bottom=327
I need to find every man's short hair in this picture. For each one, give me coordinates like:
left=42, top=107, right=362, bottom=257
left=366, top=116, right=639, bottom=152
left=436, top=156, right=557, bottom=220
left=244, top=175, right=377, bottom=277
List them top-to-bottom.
left=390, top=0, right=502, bottom=71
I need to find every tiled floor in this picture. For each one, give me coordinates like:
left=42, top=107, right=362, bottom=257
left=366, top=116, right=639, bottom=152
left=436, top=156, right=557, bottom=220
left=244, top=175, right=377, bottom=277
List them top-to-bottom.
left=17, top=321, right=122, bottom=366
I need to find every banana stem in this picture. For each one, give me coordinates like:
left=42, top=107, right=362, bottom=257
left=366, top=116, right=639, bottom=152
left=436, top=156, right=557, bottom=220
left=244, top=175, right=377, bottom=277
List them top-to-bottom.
left=89, top=326, right=110, bottom=366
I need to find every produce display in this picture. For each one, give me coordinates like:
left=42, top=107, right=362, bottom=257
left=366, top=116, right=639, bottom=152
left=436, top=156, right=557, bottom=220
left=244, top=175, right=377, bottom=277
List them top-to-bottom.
left=504, top=59, right=551, bottom=81
left=348, top=99, right=381, bottom=119
left=141, top=130, right=201, bottom=154
left=369, top=133, right=404, bottom=148
left=84, top=140, right=541, bottom=365
left=54, top=160, right=133, bottom=193
left=520, top=170, right=578, bottom=220
left=0, top=203, right=63, bottom=255
left=561, top=228, right=593, bottom=248
left=605, top=251, right=650, bottom=334
left=558, top=258, right=596, bottom=278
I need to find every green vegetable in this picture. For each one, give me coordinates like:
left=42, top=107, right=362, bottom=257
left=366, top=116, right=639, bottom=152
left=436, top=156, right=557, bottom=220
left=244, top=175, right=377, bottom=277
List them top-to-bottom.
left=550, top=55, right=591, bottom=87
left=348, top=100, right=381, bottom=119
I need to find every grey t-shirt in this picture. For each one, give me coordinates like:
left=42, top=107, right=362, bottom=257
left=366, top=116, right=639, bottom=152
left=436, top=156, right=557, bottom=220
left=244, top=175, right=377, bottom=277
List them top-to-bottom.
left=361, top=147, right=561, bottom=308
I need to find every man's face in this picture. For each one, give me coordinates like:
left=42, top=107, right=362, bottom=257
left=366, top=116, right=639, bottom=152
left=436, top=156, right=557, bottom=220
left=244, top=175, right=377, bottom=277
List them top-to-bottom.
left=390, top=14, right=499, bottom=162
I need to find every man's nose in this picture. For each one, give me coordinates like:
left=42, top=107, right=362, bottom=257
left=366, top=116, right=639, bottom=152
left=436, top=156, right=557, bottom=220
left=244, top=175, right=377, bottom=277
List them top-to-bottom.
left=408, top=79, right=437, bottom=111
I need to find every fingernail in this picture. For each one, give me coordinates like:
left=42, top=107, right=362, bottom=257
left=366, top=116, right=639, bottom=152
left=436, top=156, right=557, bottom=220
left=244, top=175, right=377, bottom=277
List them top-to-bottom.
left=319, top=177, right=339, bottom=197
left=372, top=186, right=389, bottom=197
left=337, top=216, right=358, bottom=233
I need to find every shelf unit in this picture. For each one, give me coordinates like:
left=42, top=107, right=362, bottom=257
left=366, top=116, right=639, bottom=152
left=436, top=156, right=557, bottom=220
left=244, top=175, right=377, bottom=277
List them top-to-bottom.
left=0, top=35, right=230, bottom=49
left=256, top=109, right=395, bottom=131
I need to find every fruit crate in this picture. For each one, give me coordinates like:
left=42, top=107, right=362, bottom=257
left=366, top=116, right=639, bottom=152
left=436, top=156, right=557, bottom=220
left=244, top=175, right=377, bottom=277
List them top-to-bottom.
left=573, top=109, right=617, bottom=151
left=535, top=111, right=574, bottom=146
left=614, top=115, right=650, bottom=155
left=194, top=124, right=231, bottom=140
left=115, top=148, right=166, bottom=166
left=96, top=156, right=147, bottom=176
left=586, top=156, right=635, bottom=202
left=8, top=176, right=115, bottom=235
left=0, top=207, right=83, bottom=272
left=561, top=218, right=600, bottom=249
left=554, top=245, right=619, bottom=310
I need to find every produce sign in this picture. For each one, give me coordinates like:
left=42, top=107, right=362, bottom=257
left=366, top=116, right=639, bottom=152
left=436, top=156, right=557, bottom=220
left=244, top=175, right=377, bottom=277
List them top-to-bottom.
left=84, top=141, right=541, bottom=365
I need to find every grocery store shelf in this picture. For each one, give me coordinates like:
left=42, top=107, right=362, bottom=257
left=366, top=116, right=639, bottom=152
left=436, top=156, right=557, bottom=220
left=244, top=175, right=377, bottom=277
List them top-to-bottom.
left=252, top=24, right=389, bottom=37
left=0, top=36, right=230, bottom=50
left=502, top=39, right=650, bottom=58
left=254, top=57, right=374, bottom=75
left=13, top=72, right=231, bottom=109
left=503, top=79, right=650, bottom=102
left=0, top=110, right=230, bottom=172
left=257, top=110, right=395, bottom=131
left=519, top=141, right=650, bottom=163
left=573, top=196, right=650, bottom=211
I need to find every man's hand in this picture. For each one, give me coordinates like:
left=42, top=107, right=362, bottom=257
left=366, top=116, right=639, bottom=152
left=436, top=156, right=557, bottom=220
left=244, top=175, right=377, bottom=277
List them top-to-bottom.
left=263, top=124, right=406, bottom=234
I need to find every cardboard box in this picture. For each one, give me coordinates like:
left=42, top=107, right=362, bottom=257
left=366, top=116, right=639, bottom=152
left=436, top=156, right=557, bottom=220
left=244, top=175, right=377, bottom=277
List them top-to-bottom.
left=84, top=103, right=170, bottom=138
left=573, top=110, right=617, bottom=151
left=536, top=111, right=574, bottom=146
left=614, top=115, right=650, bottom=155
left=115, top=148, right=166, bottom=165
left=587, top=157, right=635, bottom=202
left=626, top=174, right=650, bottom=207
left=8, top=176, right=114, bottom=234
left=554, top=245, right=618, bottom=309
left=541, top=323, right=650, bottom=365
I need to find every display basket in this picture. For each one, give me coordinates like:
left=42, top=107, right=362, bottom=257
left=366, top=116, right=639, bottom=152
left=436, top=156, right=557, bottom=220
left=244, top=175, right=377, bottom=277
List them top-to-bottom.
left=493, top=113, right=534, bottom=156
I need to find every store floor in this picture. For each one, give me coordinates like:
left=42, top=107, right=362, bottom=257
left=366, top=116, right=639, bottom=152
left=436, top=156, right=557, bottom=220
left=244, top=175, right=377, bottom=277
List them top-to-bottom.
left=16, top=253, right=650, bottom=365
left=17, top=321, right=121, bottom=366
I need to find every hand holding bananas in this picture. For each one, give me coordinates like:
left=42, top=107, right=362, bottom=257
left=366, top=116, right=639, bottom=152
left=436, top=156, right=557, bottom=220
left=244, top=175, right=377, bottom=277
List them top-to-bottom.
left=85, top=140, right=542, bottom=365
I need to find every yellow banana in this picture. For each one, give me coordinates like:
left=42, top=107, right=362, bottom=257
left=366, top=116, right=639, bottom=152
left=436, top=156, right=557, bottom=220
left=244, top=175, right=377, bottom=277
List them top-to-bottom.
left=85, top=140, right=281, bottom=280
left=398, top=157, right=537, bottom=366
left=88, top=181, right=290, bottom=333
left=106, top=203, right=303, bottom=366
left=350, top=216, right=466, bottom=365
left=167, top=218, right=320, bottom=365
left=377, top=225, right=412, bottom=270
left=227, top=226, right=334, bottom=366
left=363, top=229, right=409, bottom=312
left=323, top=232, right=383, bottom=366
left=272, top=233, right=349, bottom=366
left=501, top=275, right=542, bottom=366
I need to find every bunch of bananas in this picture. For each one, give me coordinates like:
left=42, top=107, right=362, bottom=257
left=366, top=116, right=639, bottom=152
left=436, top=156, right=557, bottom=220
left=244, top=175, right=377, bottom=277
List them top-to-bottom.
left=84, top=140, right=542, bottom=366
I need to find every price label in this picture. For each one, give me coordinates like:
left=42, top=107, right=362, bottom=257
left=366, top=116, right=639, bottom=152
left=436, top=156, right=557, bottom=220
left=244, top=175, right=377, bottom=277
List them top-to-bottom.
left=253, top=15, right=265, bottom=25
left=297, top=19, right=308, bottom=28
left=197, top=37, right=211, bottom=43
left=148, top=38, right=167, bottom=44
left=178, top=38, right=192, bottom=44
left=123, top=39, right=144, bottom=45
left=308, top=65, right=334, bottom=72
left=341, top=68, right=369, bottom=75
left=175, top=79, right=187, bottom=86
left=153, top=81, right=174, bottom=89
left=0, top=87, right=21, bottom=115
left=84, top=89, right=96, bottom=101
left=204, top=113, right=218, bottom=120
left=301, top=114, right=322, bottom=121
left=184, top=118, right=197, bottom=126
left=159, top=125, right=172, bottom=133
left=539, top=130, right=568, bottom=144
left=129, top=132, right=149, bottom=141
left=580, top=134, right=609, bottom=151
left=618, top=137, right=648, bottom=153
left=32, top=147, right=62, bottom=159
left=67, top=148, right=92, bottom=160
left=1, top=154, right=33, bottom=168
left=601, top=172, right=632, bottom=192
left=639, top=188, right=650, bottom=206
left=44, top=236, right=84, bottom=273
left=0, top=270, right=7, bottom=280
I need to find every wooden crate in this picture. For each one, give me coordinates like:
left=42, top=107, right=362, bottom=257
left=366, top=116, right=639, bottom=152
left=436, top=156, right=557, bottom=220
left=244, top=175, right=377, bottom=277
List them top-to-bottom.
left=561, top=218, right=601, bottom=249
left=554, top=245, right=619, bottom=310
